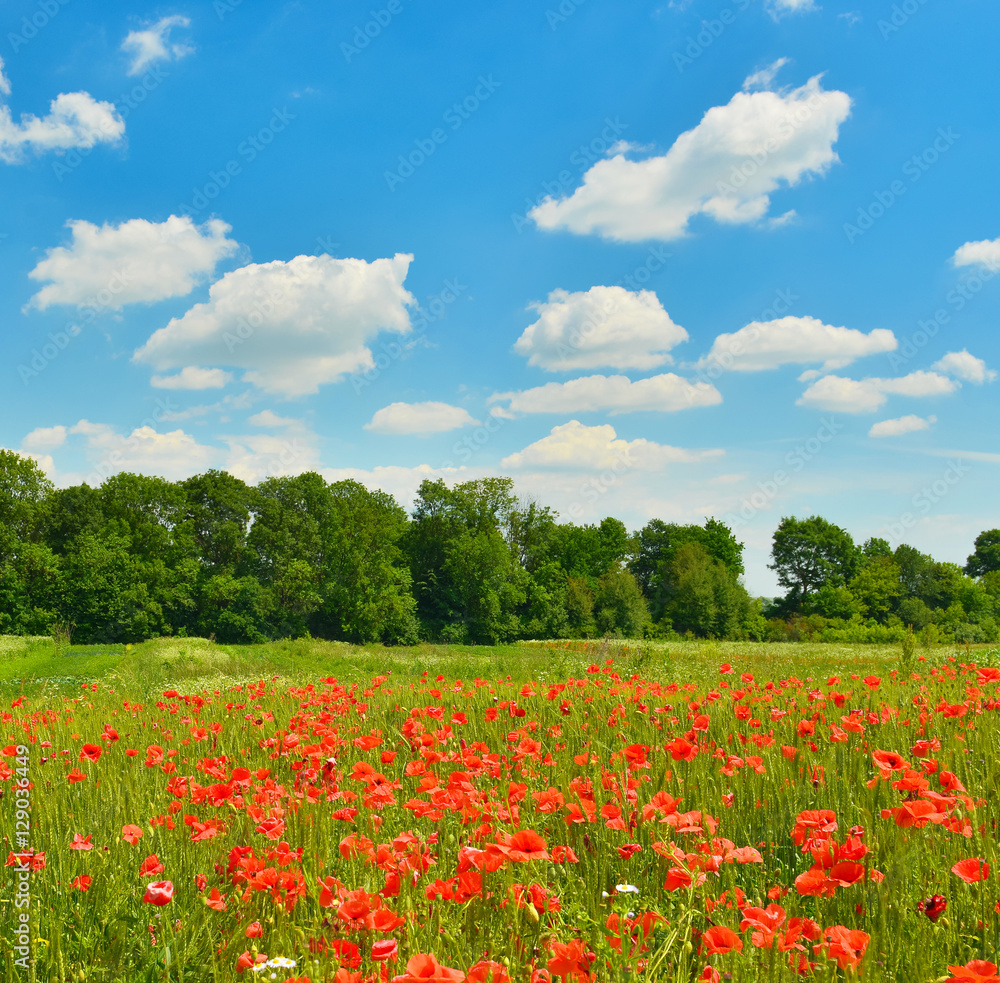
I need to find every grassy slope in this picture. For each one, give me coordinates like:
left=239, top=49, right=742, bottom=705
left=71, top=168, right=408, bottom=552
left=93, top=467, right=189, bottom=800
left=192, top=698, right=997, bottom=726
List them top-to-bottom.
left=2, top=634, right=996, bottom=699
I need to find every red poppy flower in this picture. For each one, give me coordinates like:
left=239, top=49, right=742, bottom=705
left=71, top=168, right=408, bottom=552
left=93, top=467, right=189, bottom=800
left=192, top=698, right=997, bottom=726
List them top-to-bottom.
left=78, top=744, right=102, bottom=763
left=122, top=824, right=143, bottom=845
left=500, top=829, right=551, bottom=862
left=70, top=833, right=93, bottom=851
left=140, top=854, right=165, bottom=877
left=952, top=859, right=991, bottom=883
left=72, top=875, right=91, bottom=892
left=143, top=880, right=174, bottom=906
left=204, top=888, right=227, bottom=911
left=917, top=895, right=947, bottom=922
left=246, top=921, right=263, bottom=938
left=701, top=926, right=743, bottom=955
left=817, top=926, right=868, bottom=970
left=372, top=939, right=398, bottom=963
left=546, top=939, right=592, bottom=982
left=391, top=953, right=466, bottom=982
left=948, top=960, right=1000, bottom=982
left=467, top=961, right=510, bottom=983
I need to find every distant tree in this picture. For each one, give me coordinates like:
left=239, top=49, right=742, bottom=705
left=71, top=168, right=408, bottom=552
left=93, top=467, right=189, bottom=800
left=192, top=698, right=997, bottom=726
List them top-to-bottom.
left=0, top=450, right=52, bottom=544
left=0, top=452, right=58, bottom=634
left=180, top=470, right=254, bottom=574
left=405, top=478, right=526, bottom=641
left=769, top=516, right=859, bottom=601
left=630, top=517, right=744, bottom=622
left=966, top=529, right=1000, bottom=579
left=862, top=536, right=893, bottom=560
left=666, top=541, right=750, bottom=638
left=894, top=544, right=938, bottom=605
left=849, top=557, right=902, bottom=623
left=593, top=563, right=650, bottom=637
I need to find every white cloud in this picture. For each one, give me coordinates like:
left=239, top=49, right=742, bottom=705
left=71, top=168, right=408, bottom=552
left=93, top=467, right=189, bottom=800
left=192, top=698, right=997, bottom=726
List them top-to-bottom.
left=766, top=0, right=816, bottom=17
left=121, top=15, right=194, bottom=76
left=0, top=57, right=124, bottom=163
left=743, top=58, right=791, bottom=92
left=530, top=72, right=850, bottom=242
left=28, top=216, right=238, bottom=310
left=952, top=238, right=1000, bottom=272
left=133, top=253, right=416, bottom=398
left=514, top=286, right=688, bottom=372
left=697, top=316, right=896, bottom=373
left=932, top=349, right=997, bottom=385
left=151, top=366, right=233, bottom=390
left=797, top=370, right=959, bottom=413
left=490, top=373, right=722, bottom=416
left=158, top=391, right=254, bottom=423
left=365, top=402, right=480, bottom=435
left=248, top=410, right=300, bottom=428
left=869, top=415, right=936, bottom=438
left=67, top=420, right=218, bottom=482
left=501, top=420, right=723, bottom=471
left=21, top=425, right=67, bottom=451
left=221, top=426, right=320, bottom=484
left=320, top=463, right=466, bottom=508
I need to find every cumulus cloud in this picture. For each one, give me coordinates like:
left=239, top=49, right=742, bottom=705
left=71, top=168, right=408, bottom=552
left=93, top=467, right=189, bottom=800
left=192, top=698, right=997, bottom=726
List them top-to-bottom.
left=121, top=15, right=194, bottom=76
left=0, top=56, right=124, bottom=163
left=530, top=71, right=850, bottom=242
left=28, top=216, right=238, bottom=310
left=952, top=237, right=1000, bottom=272
left=133, top=253, right=416, bottom=398
left=514, top=286, right=688, bottom=372
left=697, top=315, right=896, bottom=373
left=932, top=349, right=997, bottom=385
left=151, top=366, right=233, bottom=390
left=797, top=370, right=958, bottom=413
left=490, top=373, right=722, bottom=416
left=365, top=402, right=479, bottom=435
left=869, top=415, right=936, bottom=438
left=67, top=420, right=218, bottom=482
left=501, top=420, right=723, bottom=471
left=221, top=421, right=321, bottom=484
left=21, top=425, right=67, bottom=451
left=320, top=464, right=466, bottom=509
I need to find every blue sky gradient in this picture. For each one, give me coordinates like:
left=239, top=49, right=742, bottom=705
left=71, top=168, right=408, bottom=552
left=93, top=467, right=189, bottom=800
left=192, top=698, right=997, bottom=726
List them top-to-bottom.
left=2, top=0, right=997, bottom=594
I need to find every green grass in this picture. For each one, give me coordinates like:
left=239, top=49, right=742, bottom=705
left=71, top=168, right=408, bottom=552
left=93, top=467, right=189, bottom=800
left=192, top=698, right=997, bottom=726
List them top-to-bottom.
left=1, top=634, right=994, bottom=697
left=1, top=634, right=999, bottom=982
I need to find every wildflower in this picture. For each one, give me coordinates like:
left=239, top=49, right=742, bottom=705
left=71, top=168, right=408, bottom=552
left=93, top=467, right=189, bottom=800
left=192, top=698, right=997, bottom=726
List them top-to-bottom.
left=952, top=859, right=991, bottom=883
left=143, top=881, right=174, bottom=906
left=916, top=894, right=947, bottom=921
left=391, top=953, right=466, bottom=982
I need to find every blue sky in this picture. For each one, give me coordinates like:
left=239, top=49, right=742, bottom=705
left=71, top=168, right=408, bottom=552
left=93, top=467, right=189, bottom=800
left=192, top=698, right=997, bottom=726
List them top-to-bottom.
left=2, top=0, right=998, bottom=595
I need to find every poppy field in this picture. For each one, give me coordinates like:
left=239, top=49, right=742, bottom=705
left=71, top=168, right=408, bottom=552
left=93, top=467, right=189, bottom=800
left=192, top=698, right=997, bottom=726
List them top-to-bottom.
left=2, top=638, right=1000, bottom=983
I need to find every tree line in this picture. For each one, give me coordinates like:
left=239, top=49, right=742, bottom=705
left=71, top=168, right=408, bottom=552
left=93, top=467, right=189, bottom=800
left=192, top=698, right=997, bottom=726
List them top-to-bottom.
left=0, top=450, right=997, bottom=645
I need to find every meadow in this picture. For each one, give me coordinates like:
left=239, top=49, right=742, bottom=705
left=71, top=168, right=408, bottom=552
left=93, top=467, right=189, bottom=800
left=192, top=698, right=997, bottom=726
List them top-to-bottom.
left=1, top=635, right=998, bottom=982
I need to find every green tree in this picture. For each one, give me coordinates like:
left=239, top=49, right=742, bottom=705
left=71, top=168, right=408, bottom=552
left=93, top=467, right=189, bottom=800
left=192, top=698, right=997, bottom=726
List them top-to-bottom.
left=405, top=478, right=526, bottom=641
left=321, top=480, right=418, bottom=644
left=769, top=516, right=860, bottom=603
left=630, top=518, right=744, bottom=622
left=966, top=529, right=1000, bottom=579
left=665, top=541, right=750, bottom=638
left=849, top=556, right=902, bottom=623
left=593, top=563, right=650, bottom=637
